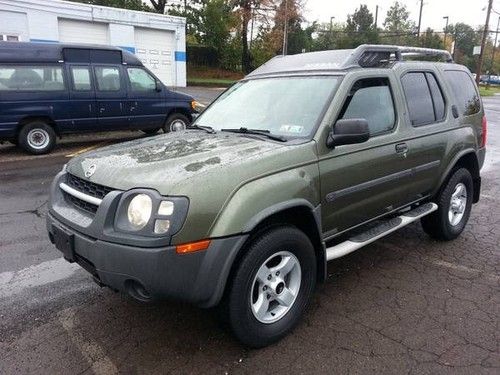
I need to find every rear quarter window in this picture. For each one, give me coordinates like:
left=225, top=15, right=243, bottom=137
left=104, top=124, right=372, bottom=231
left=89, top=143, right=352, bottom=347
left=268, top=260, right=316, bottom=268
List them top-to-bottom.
left=444, top=70, right=481, bottom=116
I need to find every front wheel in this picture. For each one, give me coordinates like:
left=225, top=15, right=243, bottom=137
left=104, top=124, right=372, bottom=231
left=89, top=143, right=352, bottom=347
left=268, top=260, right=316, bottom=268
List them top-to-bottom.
left=163, top=113, right=190, bottom=133
left=18, top=121, right=56, bottom=155
left=421, top=168, right=473, bottom=241
left=226, top=226, right=317, bottom=348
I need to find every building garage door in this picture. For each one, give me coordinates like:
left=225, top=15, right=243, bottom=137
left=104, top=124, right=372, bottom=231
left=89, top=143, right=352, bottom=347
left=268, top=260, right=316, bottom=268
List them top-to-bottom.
left=58, top=19, right=109, bottom=45
left=135, top=27, right=176, bottom=86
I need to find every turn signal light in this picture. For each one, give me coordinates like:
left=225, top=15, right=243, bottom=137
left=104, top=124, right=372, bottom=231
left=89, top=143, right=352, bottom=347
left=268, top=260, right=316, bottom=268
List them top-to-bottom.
left=176, top=239, right=211, bottom=254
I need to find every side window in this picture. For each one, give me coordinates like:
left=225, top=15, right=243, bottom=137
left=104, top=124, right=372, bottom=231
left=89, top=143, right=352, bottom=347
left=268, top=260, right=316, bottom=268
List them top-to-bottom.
left=0, top=66, right=65, bottom=91
left=95, top=66, right=121, bottom=91
left=71, top=67, right=92, bottom=91
left=127, top=68, right=156, bottom=91
left=444, top=70, right=481, bottom=116
left=401, top=72, right=435, bottom=126
left=425, top=73, right=445, bottom=121
left=339, top=77, right=395, bottom=136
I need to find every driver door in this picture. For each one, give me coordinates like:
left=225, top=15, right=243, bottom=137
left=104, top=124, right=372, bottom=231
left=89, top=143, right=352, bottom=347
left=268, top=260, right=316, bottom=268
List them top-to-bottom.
left=125, top=67, right=166, bottom=129
left=318, top=74, right=411, bottom=238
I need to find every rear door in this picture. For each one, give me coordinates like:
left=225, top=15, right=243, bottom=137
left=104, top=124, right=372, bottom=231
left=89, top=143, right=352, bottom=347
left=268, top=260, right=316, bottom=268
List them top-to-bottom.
left=67, top=65, right=98, bottom=131
left=93, top=65, right=128, bottom=130
left=125, top=66, right=167, bottom=130
left=396, top=70, right=449, bottom=203
left=319, top=73, right=413, bottom=237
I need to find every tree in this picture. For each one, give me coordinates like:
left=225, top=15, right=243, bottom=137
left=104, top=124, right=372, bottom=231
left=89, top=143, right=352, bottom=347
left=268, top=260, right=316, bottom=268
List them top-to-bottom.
left=68, top=0, right=151, bottom=11
left=150, top=0, right=168, bottom=13
left=383, top=1, right=415, bottom=44
left=343, top=4, right=378, bottom=47
left=419, top=28, right=443, bottom=49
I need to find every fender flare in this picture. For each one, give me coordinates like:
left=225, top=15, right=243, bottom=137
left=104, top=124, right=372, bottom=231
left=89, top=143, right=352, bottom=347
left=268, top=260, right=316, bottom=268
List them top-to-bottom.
left=434, top=148, right=480, bottom=201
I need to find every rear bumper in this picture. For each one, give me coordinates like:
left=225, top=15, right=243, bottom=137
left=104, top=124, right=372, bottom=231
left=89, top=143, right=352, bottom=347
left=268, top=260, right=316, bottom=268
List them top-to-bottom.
left=47, top=213, right=248, bottom=308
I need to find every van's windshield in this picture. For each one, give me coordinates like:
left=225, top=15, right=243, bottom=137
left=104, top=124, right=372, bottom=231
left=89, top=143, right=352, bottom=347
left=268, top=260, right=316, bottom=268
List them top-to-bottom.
left=194, top=76, right=340, bottom=139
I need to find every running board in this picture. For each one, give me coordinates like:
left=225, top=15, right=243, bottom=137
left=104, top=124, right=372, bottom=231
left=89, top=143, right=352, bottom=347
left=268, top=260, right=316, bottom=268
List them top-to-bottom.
left=326, top=203, right=438, bottom=261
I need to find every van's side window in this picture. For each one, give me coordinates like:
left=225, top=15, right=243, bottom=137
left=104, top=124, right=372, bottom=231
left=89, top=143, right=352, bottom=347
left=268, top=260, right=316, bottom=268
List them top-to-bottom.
left=0, top=66, right=64, bottom=91
left=71, top=67, right=91, bottom=91
left=95, top=67, right=121, bottom=91
left=127, top=68, right=156, bottom=91
left=444, top=70, right=481, bottom=116
left=401, top=72, right=446, bottom=126
left=339, top=77, right=396, bottom=136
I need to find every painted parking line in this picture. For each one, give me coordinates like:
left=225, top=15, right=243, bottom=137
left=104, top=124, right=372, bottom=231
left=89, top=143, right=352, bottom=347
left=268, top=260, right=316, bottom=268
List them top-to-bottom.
left=65, top=142, right=109, bottom=158
left=0, top=257, right=80, bottom=299
left=59, top=308, right=119, bottom=375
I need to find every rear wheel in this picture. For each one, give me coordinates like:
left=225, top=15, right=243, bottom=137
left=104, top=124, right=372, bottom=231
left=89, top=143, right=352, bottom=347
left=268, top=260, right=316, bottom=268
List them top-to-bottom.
left=163, top=113, right=190, bottom=133
left=18, top=121, right=56, bottom=155
left=421, top=168, right=473, bottom=241
left=225, top=226, right=316, bottom=348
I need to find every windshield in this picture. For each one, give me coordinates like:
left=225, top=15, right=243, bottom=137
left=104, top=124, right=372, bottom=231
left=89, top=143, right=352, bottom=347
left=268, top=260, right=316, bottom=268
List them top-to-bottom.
left=194, top=76, right=340, bottom=139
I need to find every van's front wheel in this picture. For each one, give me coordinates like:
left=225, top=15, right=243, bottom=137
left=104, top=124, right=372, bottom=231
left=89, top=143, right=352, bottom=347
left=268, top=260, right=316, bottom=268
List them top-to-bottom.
left=164, top=113, right=190, bottom=133
left=18, top=121, right=56, bottom=155
left=226, top=226, right=316, bottom=348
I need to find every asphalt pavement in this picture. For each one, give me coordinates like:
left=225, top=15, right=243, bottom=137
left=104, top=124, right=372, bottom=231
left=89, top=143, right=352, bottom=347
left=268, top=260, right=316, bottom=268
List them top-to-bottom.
left=0, top=90, right=499, bottom=374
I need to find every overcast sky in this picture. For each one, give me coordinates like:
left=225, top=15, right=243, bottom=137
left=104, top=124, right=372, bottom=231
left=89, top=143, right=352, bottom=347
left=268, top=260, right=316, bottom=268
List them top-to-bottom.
left=304, top=0, right=494, bottom=31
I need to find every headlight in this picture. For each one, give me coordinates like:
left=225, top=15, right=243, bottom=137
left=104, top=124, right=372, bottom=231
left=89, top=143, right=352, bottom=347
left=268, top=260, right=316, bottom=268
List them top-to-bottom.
left=114, top=190, right=189, bottom=238
left=127, top=194, right=152, bottom=230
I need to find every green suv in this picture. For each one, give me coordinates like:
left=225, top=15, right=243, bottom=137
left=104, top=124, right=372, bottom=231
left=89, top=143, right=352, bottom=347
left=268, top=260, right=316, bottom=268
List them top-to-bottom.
left=47, top=45, right=486, bottom=347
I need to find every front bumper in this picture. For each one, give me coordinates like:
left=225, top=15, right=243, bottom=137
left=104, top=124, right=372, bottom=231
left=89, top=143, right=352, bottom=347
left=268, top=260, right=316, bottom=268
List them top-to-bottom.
left=47, top=213, right=248, bottom=308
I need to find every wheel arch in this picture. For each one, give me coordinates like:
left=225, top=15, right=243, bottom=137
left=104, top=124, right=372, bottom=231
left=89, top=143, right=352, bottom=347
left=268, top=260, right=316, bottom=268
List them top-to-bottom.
left=166, top=107, right=193, bottom=123
left=16, top=116, right=59, bottom=138
left=438, top=150, right=481, bottom=203
left=215, top=201, right=326, bottom=307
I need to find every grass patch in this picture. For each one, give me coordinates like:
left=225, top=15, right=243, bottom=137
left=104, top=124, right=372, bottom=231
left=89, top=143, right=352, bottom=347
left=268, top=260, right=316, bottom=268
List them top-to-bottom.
left=187, top=66, right=243, bottom=87
left=187, top=77, right=237, bottom=87
left=479, top=85, right=500, bottom=96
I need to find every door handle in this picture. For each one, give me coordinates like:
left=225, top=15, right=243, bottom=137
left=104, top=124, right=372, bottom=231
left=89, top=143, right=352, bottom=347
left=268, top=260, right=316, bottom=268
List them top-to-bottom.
left=99, top=107, right=105, bottom=113
left=395, top=143, right=409, bottom=155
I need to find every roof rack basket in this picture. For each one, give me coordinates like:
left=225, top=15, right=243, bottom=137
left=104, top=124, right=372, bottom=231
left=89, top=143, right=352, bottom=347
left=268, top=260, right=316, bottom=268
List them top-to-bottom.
left=345, top=44, right=454, bottom=68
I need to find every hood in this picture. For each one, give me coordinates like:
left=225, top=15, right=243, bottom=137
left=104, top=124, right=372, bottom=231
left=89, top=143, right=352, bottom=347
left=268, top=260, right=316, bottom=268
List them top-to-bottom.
left=67, top=131, right=288, bottom=194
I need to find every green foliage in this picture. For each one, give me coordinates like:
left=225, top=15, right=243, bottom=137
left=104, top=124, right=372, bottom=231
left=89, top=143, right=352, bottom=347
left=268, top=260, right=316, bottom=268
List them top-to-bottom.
left=343, top=4, right=378, bottom=48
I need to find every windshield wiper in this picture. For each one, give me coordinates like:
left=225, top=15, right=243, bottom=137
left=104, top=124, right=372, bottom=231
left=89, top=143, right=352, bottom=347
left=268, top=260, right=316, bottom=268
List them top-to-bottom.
left=187, top=124, right=216, bottom=134
left=221, top=127, right=287, bottom=142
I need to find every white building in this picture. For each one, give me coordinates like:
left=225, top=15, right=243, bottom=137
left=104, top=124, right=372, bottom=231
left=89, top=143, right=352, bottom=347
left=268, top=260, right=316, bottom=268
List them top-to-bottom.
left=0, top=0, right=187, bottom=86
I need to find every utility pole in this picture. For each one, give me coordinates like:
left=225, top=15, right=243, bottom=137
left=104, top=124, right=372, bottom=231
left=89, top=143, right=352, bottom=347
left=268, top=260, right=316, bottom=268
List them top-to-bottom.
left=282, top=0, right=288, bottom=56
left=417, top=0, right=424, bottom=38
left=476, top=0, right=493, bottom=85
left=374, top=5, right=379, bottom=28
left=443, top=16, right=449, bottom=49
left=489, top=16, right=500, bottom=78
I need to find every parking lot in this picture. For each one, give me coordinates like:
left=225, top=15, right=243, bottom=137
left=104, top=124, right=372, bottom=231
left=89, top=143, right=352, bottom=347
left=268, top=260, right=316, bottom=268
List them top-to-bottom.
left=0, top=89, right=499, bottom=374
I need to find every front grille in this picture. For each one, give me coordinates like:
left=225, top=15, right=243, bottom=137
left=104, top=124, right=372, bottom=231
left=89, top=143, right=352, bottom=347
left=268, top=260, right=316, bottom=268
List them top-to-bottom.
left=64, top=173, right=114, bottom=214
left=66, top=173, right=114, bottom=200
left=64, top=193, right=99, bottom=214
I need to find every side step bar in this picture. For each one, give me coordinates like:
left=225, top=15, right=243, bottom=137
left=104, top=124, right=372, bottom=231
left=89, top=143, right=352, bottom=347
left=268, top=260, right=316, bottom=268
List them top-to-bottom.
left=326, top=203, right=438, bottom=261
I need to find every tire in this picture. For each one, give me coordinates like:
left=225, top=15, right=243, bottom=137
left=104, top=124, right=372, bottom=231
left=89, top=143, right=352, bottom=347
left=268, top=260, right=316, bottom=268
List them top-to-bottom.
left=163, top=113, right=190, bottom=133
left=18, top=121, right=56, bottom=155
left=141, top=127, right=161, bottom=135
left=421, top=168, right=473, bottom=241
left=225, top=226, right=317, bottom=348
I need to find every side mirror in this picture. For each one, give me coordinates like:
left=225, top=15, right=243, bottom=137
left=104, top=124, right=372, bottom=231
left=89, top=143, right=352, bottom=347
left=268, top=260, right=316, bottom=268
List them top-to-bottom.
left=155, top=80, right=162, bottom=92
left=327, top=118, right=370, bottom=148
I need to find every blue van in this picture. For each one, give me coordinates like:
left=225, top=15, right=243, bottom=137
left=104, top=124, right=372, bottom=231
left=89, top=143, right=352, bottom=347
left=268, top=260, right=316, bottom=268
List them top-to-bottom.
left=0, top=42, right=196, bottom=154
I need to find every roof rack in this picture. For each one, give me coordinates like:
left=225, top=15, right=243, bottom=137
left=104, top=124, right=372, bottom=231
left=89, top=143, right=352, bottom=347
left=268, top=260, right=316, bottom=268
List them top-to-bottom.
left=346, top=44, right=454, bottom=68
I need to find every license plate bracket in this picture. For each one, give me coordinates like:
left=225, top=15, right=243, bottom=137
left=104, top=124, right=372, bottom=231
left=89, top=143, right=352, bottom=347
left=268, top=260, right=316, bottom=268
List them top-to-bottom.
left=53, top=225, right=75, bottom=262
